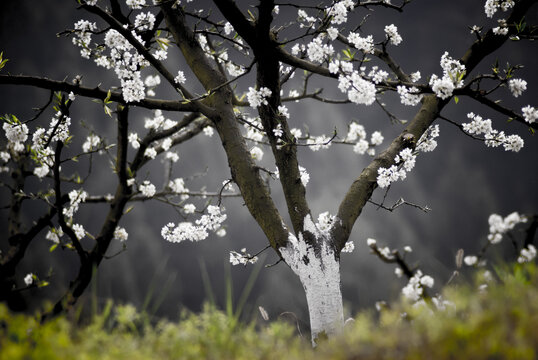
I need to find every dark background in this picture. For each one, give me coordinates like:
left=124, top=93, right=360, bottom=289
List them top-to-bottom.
left=0, top=0, right=536, bottom=326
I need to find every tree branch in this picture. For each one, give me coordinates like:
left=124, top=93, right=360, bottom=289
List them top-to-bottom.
left=0, top=74, right=198, bottom=112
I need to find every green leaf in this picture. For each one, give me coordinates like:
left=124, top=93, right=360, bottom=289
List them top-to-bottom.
left=0, top=51, right=8, bottom=71
left=104, top=89, right=112, bottom=104
left=454, top=96, right=459, bottom=104
left=124, top=205, right=134, bottom=214
left=49, top=244, right=58, bottom=252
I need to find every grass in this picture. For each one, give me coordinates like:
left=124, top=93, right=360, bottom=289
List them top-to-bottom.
left=0, top=263, right=537, bottom=359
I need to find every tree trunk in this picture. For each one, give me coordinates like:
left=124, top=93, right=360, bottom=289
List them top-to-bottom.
left=279, top=223, right=344, bottom=345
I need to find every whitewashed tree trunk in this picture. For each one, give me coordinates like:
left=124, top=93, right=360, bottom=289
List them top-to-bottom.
left=280, top=218, right=344, bottom=345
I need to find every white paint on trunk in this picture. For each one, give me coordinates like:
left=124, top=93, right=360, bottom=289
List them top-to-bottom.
left=280, top=215, right=344, bottom=345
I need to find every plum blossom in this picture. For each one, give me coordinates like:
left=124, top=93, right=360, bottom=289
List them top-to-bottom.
left=327, top=0, right=354, bottom=25
left=384, top=24, right=402, bottom=45
left=348, top=32, right=374, bottom=54
left=306, top=36, right=334, bottom=63
left=429, top=52, right=466, bottom=99
left=174, top=71, right=186, bottom=85
left=508, top=78, right=526, bottom=97
left=397, top=85, right=423, bottom=106
left=247, top=87, right=272, bottom=108
left=522, top=105, right=537, bottom=124
left=463, top=112, right=524, bottom=152
left=416, top=124, right=440, bottom=152
left=82, top=134, right=100, bottom=152
left=250, top=146, right=264, bottom=160
left=139, top=180, right=156, bottom=197
left=161, top=205, right=227, bottom=243
left=114, top=227, right=129, bottom=242
left=341, top=241, right=355, bottom=253
left=517, top=244, right=537, bottom=263
left=230, top=248, right=258, bottom=266
left=24, top=273, right=34, bottom=286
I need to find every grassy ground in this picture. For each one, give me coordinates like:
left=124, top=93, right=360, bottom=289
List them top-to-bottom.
left=1, top=263, right=537, bottom=359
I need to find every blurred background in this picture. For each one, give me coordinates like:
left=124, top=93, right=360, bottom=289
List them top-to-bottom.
left=0, top=0, right=536, bottom=328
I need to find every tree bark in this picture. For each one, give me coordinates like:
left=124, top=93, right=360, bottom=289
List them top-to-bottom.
left=279, top=215, right=344, bottom=344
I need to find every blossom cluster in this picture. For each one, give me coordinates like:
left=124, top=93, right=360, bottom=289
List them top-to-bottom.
left=326, top=0, right=354, bottom=25
left=484, top=0, right=515, bottom=18
left=384, top=24, right=402, bottom=46
left=197, top=34, right=247, bottom=77
left=429, top=52, right=466, bottom=99
left=508, top=78, right=526, bottom=97
left=246, top=87, right=272, bottom=108
left=522, top=105, right=537, bottom=124
left=462, top=112, right=524, bottom=152
left=3, top=118, right=28, bottom=153
left=345, top=121, right=384, bottom=156
left=416, top=124, right=440, bottom=152
left=376, top=147, right=417, bottom=188
left=273, top=165, right=310, bottom=187
left=169, top=177, right=189, bottom=200
left=64, top=189, right=88, bottom=218
left=161, top=205, right=227, bottom=243
left=464, top=211, right=527, bottom=267
left=487, top=211, right=526, bottom=244
left=113, top=226, right=129, bottom=242
left=517, top=244, right=537, bottom=263
left=230, top=248, right=258, bottom=266
left=401, top=270, right=435, bottom=302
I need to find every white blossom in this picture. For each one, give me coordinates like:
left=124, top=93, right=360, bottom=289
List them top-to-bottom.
left=126, top=0, right=145, bottom=9
left=327, top=0, right=354, bottom=25
left=134, top=12, right=156, bottom=31
left=223, top=22, right=234, bottom=35
left=384, top=24, right=402, bottom=45
left=348, top=32, right=374, bottom=54
left=306, top=36, right=334, bottom=63
left=174, top=71, right=186, bottom=85
left=144, top=74, right=161, bottom=87
left=508, top=78, right=527, bottom=97
left=397, top=85, right=423, bottom=106
left=246, top=87, right=272, bottom=108
left=278, top=105, right=290, bottom=119
left=521, top=105, right=537, bottom=124
left=273, top=124, right=283, bottom=138
left=417, top=124, right=440, bottom=152
left=203, top=126, right=214, bottom=137
left=128, top=132, right=140, bottom=149
left=82, top=134, right=100, bottom=152
left=353, top=140, right=369, bottom=155
left=250, top=146, right=264, bottom=160
left=144, top=147, right=157, bottom=159
left=0, top=151, right=10, bottom=163
left=159, top=152, right=175, bottom=165
left=34, top=165, right=50, bottom=178
left=169, top=177, right=188, bottom=197
left=139, top=180, right=156, bottom=197
left=63, top=189, right=88, bottom=218
left=183, top=203, right=196, bottom=214
left=161, top=206, right=226, bottom=243
left=72, top=223, right=86, bottom=240
left=46, top=227, right=64, bottom=244
left=114, top=227, right=129, bottom=242
left=366, top=238, right=377, bottom=247
left=341, top=241, right=355, bottom=253
left=517, top=244, right=537, bottom=263
left=230, top=248, right=258, bottom=266
left=464, top=255, right=478, bottom=266
left=24, top=273, right=34, bottom=286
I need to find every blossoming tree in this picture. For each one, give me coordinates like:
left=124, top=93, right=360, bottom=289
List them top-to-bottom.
left=0, top=0, right=537, bottom=344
